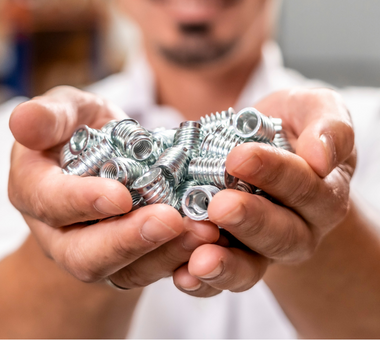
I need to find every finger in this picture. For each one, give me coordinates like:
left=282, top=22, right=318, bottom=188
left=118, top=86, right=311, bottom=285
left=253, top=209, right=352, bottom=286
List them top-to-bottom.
left=9, top=85, right=126, bottom=150
left=254, top=88, right=355, bottom=177
left=9, top=143, right=132, bottom=227
left=225, top=143, right=351, bottom=226
left=208, top=190, right=315, bottom=262
left=27, top=204, right=184, bottom=282
left=109, top=219, right=220, bottom=289
left=188, top=244, right=269, bottom=292
left=173, top=264, right=222, bottom=297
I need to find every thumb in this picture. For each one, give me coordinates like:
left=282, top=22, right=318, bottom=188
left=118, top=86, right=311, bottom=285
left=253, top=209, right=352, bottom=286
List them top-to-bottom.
left=9, top=86, right=126, bottom=150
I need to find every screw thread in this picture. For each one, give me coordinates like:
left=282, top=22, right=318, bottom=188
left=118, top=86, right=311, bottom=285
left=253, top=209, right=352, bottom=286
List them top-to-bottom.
left=199, top=107, right=236, bottom=133
left=234, top=107, right=276, bottom=142
left=270, top=117, right=283, bottom=133
left=112, top=119, right=154, bottom=161
left=101, top=120, right=119, bottom=135
left=173, top=121, right=204, bottom=157
left=69, top=124, right=106, bottom=155
left=200, top=125, right=245, bottom=158
left=153, top=129, right=177, bottom=149
left=273, top=131, right=294, bottom=152
left=64, top=138, right=119, bottom=176
left=60, top=142, right=77, bottom=168
left=152, top=146, right=191, bottom=187
left=99, top=157, right=149, bottom=187
left=188, top=157, right=238, bottom=189
left=132, top=168, right=178, bottom=207
left=236, top=180, right=256, bottom=194
left=181, top=185, right=220, bottom=221
left=255, top=188, right=275, bottom=202
left=130, top=189, right=147, bottom=211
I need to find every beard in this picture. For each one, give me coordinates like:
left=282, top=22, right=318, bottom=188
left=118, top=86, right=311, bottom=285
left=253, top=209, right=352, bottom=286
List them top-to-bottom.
left=157, top=23, right=237, bottom=67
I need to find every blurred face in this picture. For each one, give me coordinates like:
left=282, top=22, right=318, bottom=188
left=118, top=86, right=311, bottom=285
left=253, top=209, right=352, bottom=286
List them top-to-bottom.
left=120, top=0, right=273, bottom=68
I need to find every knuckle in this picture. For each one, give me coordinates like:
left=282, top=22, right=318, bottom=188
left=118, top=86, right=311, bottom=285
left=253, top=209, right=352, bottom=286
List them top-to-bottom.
left=46, top=85, right=80, bottom=96
left=257, top=157, right=286, bottom=188
left=286, top=172, right=318, bottom=208
left=7, top=181, right=20, bottom=211
left=30, top=190, right=50, bottom=222
left=31, top=190, right=61, bottom=228
left=329, top=190, right=350, bottom=226
left=238, top=197, right=267, bottom=238
left=269, top=222, right=315, bottom=262
left=111, top=231, right=147, bottom=262
left=299, top=236, right=318, bottom=261
left=60, top=244, right=102, bottom=283
left=159, top=244, right=184, bottom=269
left=225, top=261, right=264, bottom=293
left=118, top=266, right=149, bottom=289
left=229, top=278, right=256, bottom=293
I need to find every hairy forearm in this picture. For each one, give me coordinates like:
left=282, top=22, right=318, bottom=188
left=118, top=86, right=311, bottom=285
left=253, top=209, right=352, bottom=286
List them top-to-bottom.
left=264, top=194, right=380, bottom=338
left=0, top=234, right=142, bottom=338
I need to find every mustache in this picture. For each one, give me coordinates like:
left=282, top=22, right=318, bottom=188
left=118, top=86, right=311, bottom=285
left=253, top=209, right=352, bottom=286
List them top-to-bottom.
left=178, top=22, right=211, bottom=35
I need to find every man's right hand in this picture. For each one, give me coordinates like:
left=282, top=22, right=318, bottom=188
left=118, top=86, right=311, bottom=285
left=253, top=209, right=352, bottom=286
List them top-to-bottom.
left=8, top=86, right=219, bottom=291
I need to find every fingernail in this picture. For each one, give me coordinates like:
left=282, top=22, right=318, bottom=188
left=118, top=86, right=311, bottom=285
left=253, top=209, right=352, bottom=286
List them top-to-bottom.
left=320, top=133, right=336, bottom=170
left=233, top=154, right=263, bottom=177
left=94, top=196, right=125, bottom=216
left=141, top=217, right=178, bottom=243
left=182, top=232, right=205, bottom=251
left=198, top=262, right=224, bottom=279
left=181, top=282, right=202, bottom=292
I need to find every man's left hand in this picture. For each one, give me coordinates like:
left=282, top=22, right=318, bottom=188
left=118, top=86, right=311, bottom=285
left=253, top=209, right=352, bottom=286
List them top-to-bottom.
left=172, top=88, right=356, bottom=296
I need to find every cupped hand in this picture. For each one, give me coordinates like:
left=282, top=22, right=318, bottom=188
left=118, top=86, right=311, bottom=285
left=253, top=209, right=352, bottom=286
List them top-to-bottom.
left=8, top=86, right=220, bottom=289
left=173, top=88, right=356, bottom=296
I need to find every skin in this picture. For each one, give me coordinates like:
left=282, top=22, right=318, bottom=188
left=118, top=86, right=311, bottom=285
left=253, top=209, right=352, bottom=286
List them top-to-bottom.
left=2, top=0, right=380, bottom=338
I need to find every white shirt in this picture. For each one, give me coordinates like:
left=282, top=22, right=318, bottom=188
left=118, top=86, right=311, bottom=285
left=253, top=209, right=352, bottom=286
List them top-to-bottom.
left=1, top=41, right=380, bottom=338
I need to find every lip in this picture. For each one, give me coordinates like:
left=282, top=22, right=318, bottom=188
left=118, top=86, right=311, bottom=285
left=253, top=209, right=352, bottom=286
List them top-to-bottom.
left=162, top=0, right=228, bottom=23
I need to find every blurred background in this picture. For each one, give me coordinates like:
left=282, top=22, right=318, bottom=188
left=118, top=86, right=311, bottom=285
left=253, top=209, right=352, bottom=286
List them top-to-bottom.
left=0, top=0, right=379, bottom=104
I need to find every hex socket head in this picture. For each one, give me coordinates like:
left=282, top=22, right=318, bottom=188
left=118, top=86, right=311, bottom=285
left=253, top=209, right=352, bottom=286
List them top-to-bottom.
left=69, top=125, right=91, bottom=155
left=181, top=185, right=220, bottom=221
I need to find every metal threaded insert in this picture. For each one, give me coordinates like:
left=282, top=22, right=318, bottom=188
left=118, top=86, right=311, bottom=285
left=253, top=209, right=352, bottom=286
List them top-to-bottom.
left=199, top=107, right=236, bottom=133
left=234, top=107, right=276, bottom=141
left=112, top=118, right=154, bottom=161
left=101, top=120, right=118, bottom=135
left=173, top=121, right=204, bottom=157
left=200, top=124, right=245, bottom=158
left=69, top=125, right=105, bottom=155
left=70, top=126, right=88, bottom=154
left=153, top=129, right=177, bottom=149
left=273, top=131, right=294, bottom=153
left=64, top=138, right=119, bottom=177
left=132, top=139, right=153, bottom=160
left=60, top=142, right=77, bottom=168
left=152, top=145, right=191, bottom=187
left=100, top=157, right=148, bottom=187
left=188, top=157, right=238, bottom=189
left=100, top=161, right=119, bottom=180
left=132, top=168, right=178, bottom=207
left=176, top=180, right=198, bottom=215
left=236, top=180, right=256, bottom=194
left=181, top=185, right=220, bottom=221
left=130, top=189, right=146, bottom=211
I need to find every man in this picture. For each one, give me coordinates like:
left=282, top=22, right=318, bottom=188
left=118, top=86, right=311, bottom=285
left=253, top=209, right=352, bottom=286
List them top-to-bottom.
left=1, top=0, right=380, bottom=338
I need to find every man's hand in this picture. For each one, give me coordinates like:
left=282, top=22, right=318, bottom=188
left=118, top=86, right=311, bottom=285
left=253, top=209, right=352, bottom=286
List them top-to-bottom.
left=8, top=86, right=219, bottom=290
left=172, top=88, right=356, bottom=296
